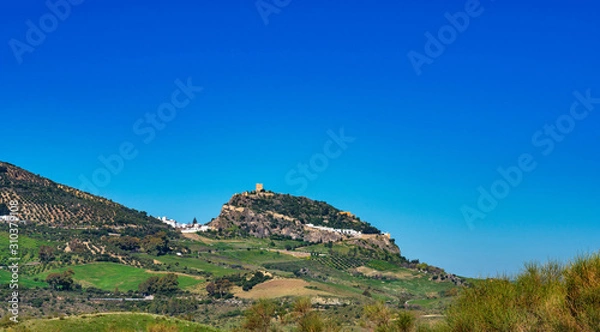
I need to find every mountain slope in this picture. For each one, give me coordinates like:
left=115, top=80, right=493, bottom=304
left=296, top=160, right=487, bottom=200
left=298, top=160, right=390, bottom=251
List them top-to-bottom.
left=0, top=161, right=165, bottom=230
left=207, top=190, right=400, bottom=255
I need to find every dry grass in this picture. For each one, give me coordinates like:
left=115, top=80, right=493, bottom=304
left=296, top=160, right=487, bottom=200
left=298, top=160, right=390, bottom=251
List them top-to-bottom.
left=445, top=253, right=600, bottom=332
left=355, top=266, right=415, bottom=279
left=233, top=278, right=331, bottom=299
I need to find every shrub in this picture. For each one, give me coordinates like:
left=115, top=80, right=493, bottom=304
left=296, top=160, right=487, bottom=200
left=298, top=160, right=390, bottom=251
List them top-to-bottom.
left=445, top=253, right=600, bottom=332
left=564, top=254, right=600, bottom=329
left=241, top=299, right=277, bottom=331
left=395, top=311, right=416, bottom=332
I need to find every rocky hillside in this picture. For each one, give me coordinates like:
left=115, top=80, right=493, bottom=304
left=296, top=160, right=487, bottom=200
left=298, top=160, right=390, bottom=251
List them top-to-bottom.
left=0, top=161, right=166, bottom=231
left=207, top=190, right=400, bottom=255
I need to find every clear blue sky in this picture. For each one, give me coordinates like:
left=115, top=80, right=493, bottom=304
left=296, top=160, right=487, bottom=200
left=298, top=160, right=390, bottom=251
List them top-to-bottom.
left=1, top=0, right=599, bottom=277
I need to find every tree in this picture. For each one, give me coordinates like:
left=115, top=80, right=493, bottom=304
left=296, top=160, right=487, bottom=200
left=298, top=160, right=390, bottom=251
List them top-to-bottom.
left=192, top=217, right=198, bottom=225
left=141, top=232, right=169, bottom=255
left=111, top=236, right=141, bottom=251
left=68, top=239, right=87, bottom=254
left=39, top=245, right=55, bottom=263
left=46, top=269, right=75, bottom=291
left=242, top=271, right=271, bottom=291
left=155, top=273, right=179, bottom=294
left=138, top=274, right=179, bottom=295
left=139, top=276, right=161, bottom=295
left=218, top=279, right=233, bottom=298
left=206, top=282, right=217, bottom=297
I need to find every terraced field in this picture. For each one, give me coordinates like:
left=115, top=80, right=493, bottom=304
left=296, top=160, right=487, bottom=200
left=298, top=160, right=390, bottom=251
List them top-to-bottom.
left=312, top=254, right=366, bottom=270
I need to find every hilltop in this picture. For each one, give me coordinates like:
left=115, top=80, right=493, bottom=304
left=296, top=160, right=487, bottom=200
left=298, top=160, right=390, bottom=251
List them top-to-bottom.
left=207, top=188, right=401, bottom=255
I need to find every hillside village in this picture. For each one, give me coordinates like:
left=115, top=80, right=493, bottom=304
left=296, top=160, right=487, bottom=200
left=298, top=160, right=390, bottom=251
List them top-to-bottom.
left=156, top=184, right=391, bottom=239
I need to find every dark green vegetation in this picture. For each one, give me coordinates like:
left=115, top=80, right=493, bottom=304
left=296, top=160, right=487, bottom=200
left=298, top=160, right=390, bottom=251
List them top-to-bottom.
left=228, top=191, right=381, bottom=234
left=45, top=269, right=76, bottom=291
left=138, top=273, right=179, bottom=295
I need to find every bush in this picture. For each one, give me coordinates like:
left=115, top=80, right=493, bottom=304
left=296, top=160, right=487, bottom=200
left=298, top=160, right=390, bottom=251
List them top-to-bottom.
left=445, top=253, right=600, bottom=332
left=564, top=254, right=600, bottom=329
left=241, top=299, right=277, bottom=331
left=395, top=311, right=416, bottom=332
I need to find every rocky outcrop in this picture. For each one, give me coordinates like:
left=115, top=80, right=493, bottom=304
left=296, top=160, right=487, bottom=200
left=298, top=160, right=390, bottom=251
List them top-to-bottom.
left=207, top=191, right=401, bottom=256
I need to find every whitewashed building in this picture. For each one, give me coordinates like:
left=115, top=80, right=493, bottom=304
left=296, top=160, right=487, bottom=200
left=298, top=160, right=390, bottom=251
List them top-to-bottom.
left=306, top=223, right=362, bottom=237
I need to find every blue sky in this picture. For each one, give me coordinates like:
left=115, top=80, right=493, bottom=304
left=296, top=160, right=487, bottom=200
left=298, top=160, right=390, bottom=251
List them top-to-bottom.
left=1, top=0, right=599, bottom=277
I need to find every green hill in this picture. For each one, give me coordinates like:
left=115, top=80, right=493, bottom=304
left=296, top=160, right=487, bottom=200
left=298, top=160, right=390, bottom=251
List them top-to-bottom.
left=0, top=161, right=169, bottom=231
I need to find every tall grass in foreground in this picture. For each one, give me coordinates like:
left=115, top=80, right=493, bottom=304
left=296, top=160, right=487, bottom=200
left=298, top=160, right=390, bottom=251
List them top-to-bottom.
left=446, top=253, right=600, bottom=332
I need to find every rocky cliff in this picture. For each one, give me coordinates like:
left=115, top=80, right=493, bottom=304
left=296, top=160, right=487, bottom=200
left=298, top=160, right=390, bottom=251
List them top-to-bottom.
left=207, top=190, right=400, bottom=255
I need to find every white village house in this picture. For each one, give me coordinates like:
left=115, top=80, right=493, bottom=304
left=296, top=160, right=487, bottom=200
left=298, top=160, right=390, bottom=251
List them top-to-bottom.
left=156, top=215, right=213, bottom=233
left=305, top=223, right=362, bottom=237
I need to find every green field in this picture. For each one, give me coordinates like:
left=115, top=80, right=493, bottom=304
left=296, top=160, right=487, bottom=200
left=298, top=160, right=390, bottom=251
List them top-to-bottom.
left=0, top=232, right=55, bottom=264
left=209, top=248, right=299, bottom=266
left=136, top=253, right=241, bottom=277
left=34, top=262, right=205, bottom=292
left=0, top=269, right=47, bottom=288
left=1, top=313, right=220, bottom=332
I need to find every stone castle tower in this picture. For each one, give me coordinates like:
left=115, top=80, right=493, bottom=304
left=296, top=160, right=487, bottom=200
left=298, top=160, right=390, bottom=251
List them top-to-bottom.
left=256, top=183, right=264, bottom=192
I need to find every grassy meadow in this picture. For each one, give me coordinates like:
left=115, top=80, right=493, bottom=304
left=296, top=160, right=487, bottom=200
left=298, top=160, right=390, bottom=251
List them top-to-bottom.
left=34, top=262, right=205, bottom=292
